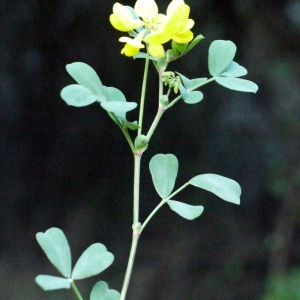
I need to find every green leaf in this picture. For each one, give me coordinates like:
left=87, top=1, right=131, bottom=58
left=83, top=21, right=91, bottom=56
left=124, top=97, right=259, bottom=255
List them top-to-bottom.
left=185, top=34, right=205, bottom=54
left=208, top=40, right=236, bottom=76
left=171, top=41, right=188, bottom=54
left=220, top=61, right=247, bottom=77
left=66, top=62, right=105, bottom=99
left=176, top=72, right=207, bottom=90
left=215, top=77, right=258, bottom=93
left=61, top=84, right=99, bottom=107
left=179, top=85, right=203, bottom=104
left=103, top=87, right=126, bottom=103
left=101, top=102, right=137, bottom=120
left=123, top=120, right=139, bottom=130
left=149, top=154, right=179, bottom=198
left=189, top=174, right=241, bottom=204
left=167, top=200, right=204, bottom=220
left=36, top=228, right=71, bottom=277
left=71, top=243, right=114, bottom=280
left=35, top=275, right=71, bottom=291
left=90, top=281, right=120, bottom=300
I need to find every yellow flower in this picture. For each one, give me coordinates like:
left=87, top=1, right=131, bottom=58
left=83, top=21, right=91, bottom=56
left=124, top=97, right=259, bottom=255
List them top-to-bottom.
left=110, top=0, right=195, bottom=59
left=144, top=1, right=194, bottom=57
left=110, top=3, right=144, bottom=32
left=119, top=31, right=145, bottom=56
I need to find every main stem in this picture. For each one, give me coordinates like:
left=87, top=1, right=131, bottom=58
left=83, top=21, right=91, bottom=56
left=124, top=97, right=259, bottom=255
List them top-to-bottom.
left=120, top=52, right=150, bottom=299
left=120, top=154, right=141, bottom=300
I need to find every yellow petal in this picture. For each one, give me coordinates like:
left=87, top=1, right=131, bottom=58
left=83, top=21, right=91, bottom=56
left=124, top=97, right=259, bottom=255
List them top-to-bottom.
left=134, top=0, right=158, bottom=21
left=166, top=0, right=185, bottom=16
left=110, top=3, right=144, bottom=32
left=164, top=4, right=190, bottom=35
left=179, top=19, right=194, bottom=33
left=119, top=30, right=145, bottom=48
left=172, top=30, right=193, bottom=43
left=144, top=31, right=170, bottom=44
left=121, top=44, right=140, bottom=56
left=148, top=44, right=164, bottom=57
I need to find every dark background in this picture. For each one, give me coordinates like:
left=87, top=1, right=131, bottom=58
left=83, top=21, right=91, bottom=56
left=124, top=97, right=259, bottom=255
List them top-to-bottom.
left=1, top=0, right=300, bottom=299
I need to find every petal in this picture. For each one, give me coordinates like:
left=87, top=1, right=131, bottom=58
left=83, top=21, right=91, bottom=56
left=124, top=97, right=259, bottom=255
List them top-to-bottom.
left=134, top=0, right=158, bottom=21
left=166, top=0, right=185, bottom=16
left=110, top=3, right=144, bottom=32
left=164, top=4, right=190, bottom=35
left=179, top=19, right=194, bottom=33
left=172, top=30, right=193, bottom=43
left=144, top=31, right=170, bottom=44
left=119, top=37, right=144, bottom=48
left=121, top=44, right=140, bottom=57
left=148, top=44, right=165, bottom=57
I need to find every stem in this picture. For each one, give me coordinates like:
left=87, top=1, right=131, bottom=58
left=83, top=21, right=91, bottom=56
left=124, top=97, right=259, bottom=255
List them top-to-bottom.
left=138, top=49, right=150, bottom=136
left=145, top=69, right=165, bottom=141
left=122, top=129, right=135, bottom=153
left=120, top=153, right=142, bottom=300
left=133, top=154, right=141, bottom=224
left=140, top=182, right=190, bottom=233
left=140, top=199, right=166, bottom=233
left=119, top=231, right=140, bottom=300
left=70, top=281, right=84, bottom=300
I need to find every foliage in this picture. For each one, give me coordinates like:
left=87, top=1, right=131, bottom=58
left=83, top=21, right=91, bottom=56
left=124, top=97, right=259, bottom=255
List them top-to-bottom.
left=35, top=0, right=257, bottom=299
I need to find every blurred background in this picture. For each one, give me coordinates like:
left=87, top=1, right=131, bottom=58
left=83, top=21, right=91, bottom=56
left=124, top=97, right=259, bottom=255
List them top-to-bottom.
left=1, top=0, right=300, bottom=299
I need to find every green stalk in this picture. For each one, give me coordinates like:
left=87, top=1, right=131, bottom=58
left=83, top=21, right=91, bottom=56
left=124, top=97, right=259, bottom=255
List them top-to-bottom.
left=138, top=49, right=150, bottom=137
left=146, top=70, right=164, bottom=141
left=122, top=129, right=135, bottom=153
left=120, top=152, right=142, bottom=300
left=140, top=182, right=190, bottom=233
left=119, top=231, right=139, bottom=300
left=71, top=281, right=84, bottom=300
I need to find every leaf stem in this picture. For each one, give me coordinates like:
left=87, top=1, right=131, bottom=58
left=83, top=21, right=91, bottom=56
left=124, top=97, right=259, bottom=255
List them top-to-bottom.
left=138, top=49, right=150, bottom=136
left=146, top=69, right=165, bottom=141
left=122, top=129, right=135, bottom=153
left=140, top=182, right=190, bottom=233
left=70, top=281, right=84, bottom=300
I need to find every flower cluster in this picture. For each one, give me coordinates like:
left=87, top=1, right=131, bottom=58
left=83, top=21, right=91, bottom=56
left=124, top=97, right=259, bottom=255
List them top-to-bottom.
left=109, top=0, right=194, bottom=58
